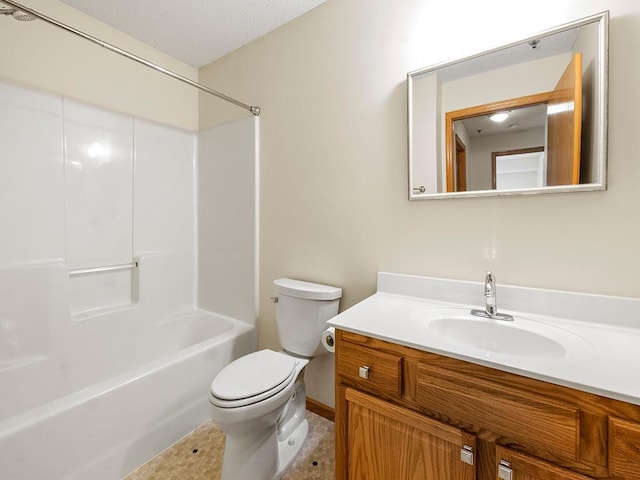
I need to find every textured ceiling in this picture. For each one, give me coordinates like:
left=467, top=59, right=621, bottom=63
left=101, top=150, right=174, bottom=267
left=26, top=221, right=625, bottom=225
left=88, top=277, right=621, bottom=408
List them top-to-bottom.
left=57, top=0, right=328, bottom=67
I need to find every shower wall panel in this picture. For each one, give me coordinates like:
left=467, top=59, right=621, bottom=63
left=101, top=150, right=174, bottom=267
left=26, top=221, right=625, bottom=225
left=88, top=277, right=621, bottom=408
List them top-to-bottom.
left=0, top=79, right=196, bottom=323
left=0, top=82, right=65, bottom=265
left=63, top=100, right=134, bottom=270
left=198, top=117, right=258, bottom=326
left=134, top=120, right=196, bottom=313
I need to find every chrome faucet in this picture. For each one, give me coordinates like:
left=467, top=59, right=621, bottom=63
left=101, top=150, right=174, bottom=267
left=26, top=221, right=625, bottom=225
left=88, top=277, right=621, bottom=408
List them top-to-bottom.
left=471, top=271, right=514, bottom=321
left=484, top=271, right=497, bottom=316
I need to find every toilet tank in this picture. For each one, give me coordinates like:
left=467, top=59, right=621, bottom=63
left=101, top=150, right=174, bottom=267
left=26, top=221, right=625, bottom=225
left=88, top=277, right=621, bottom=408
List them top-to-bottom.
left=273, top=278, right=342, bottom=357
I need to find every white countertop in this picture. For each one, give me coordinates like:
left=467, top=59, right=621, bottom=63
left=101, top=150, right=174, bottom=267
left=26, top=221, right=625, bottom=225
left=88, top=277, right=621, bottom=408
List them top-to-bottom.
left=328, top=272, right=640, bottom=406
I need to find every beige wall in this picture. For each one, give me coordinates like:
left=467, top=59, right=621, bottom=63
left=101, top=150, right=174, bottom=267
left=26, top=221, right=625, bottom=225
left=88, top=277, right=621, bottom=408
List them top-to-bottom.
left=0, top=0, right=198, bottom=130
left=199, top=0, right=640, bottom=407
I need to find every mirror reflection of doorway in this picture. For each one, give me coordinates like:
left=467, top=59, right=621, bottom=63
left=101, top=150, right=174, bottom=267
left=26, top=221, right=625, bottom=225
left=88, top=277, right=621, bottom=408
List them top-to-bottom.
left=445, top=53, right=582, bottom=192
left=454, top=134, right=467, bottom=192
left=492, top=147, right=545, bottom=190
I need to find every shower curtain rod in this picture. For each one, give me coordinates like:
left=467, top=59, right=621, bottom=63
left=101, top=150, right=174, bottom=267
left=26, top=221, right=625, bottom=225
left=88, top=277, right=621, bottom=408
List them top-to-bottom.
left=2, top=0, right=260, bottom=116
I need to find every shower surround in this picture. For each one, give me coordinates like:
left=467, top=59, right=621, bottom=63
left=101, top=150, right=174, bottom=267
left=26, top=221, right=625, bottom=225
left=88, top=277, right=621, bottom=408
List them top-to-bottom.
left=0, top=80, right=258, bottom=479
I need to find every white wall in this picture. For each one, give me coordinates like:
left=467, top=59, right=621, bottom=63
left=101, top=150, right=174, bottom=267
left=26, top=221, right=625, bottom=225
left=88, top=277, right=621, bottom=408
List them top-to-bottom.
left=199, top=0, right=640, bottom=408
left=0, top=82, right=64, bottom=265
left=198, top=117, right=259, bottom=325
left=133, top=119, right=197, bottom=314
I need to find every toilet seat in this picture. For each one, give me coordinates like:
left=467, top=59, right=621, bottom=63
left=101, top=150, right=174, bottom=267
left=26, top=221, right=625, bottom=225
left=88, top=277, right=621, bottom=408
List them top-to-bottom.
left=210, top=350, right=297, bottom=408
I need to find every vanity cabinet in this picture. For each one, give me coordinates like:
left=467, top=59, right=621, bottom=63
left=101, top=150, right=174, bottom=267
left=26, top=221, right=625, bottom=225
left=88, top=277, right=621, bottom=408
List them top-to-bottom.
left=335, top=330, right=640, bottom=480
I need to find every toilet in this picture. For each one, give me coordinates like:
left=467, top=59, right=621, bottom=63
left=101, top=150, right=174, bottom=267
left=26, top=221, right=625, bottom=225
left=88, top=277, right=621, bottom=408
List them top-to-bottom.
left=209, top=278, right=342, bottom=480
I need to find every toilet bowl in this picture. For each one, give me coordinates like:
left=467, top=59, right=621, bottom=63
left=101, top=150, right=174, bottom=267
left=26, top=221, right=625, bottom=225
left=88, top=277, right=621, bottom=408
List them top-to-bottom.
left=209, top=278, right=342, bottom=480
left=209, top=349, right=309, bottom=480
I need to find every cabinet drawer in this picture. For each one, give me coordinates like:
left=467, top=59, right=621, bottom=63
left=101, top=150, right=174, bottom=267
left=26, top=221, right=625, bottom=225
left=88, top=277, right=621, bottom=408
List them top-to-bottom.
left=337, top=342, right=401, bottom=399
left=416, top=363, right=580, bottom=464
left=609, top=416, right=640, bottom=480
left=496, top=446, right=595, bottom=480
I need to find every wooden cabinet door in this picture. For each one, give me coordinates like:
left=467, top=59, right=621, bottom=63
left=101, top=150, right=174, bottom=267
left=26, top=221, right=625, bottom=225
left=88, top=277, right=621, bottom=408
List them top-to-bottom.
left=346, top=388, right=476, bottom=480
left=609, top=416, right=640, bottom=480
left=496, top=447, right=595, bottom=480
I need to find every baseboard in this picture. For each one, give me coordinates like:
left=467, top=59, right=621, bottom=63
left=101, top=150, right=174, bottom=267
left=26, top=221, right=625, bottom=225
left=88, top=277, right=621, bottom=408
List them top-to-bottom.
left=306, top=398, right=335, bottom=422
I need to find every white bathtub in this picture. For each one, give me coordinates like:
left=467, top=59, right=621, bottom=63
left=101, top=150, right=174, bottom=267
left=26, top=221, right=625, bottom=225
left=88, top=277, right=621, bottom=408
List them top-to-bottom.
left=0, top=309, right=255, bottom=480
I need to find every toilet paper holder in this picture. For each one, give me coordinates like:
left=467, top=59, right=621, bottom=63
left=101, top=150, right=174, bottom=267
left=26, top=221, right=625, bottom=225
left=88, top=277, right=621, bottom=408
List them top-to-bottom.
left=322, top=327, right=336, bottom=353
left=324, top=333, right=334, bottom=348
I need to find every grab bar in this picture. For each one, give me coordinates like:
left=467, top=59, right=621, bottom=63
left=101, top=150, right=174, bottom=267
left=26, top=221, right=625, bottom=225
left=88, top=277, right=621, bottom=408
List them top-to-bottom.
left=68, top=262, right=138, bottom=276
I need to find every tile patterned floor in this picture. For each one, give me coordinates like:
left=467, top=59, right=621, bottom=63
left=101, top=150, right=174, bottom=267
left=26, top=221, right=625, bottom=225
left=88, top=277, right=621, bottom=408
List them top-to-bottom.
left=123, top=411, right=335, bottom=480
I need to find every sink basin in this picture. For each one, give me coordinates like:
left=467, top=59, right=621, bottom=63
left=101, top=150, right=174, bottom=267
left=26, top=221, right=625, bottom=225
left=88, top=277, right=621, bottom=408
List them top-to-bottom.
left=411, top=307, right=570, bottom=358
left=427, top=317, right=566, bottom=357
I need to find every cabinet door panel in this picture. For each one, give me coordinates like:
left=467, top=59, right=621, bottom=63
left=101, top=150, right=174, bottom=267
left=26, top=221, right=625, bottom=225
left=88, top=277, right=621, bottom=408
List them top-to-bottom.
left=346, top=388, right=475, bottom=480
left=609, top=416, right=640, bottom=480
left=496, top=447, right=595, bottom=480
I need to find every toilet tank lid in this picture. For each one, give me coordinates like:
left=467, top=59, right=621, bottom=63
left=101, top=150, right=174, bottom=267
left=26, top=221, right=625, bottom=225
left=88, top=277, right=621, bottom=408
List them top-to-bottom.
left=274, top=278, right=342, bottom=300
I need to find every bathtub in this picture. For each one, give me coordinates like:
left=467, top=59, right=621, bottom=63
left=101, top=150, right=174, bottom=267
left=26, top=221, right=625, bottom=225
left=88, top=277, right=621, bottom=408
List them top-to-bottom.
left=0, top=309, right=255, bottom=480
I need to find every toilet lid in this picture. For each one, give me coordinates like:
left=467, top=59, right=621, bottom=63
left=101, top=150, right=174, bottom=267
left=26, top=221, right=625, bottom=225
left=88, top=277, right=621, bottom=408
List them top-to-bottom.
left=211, top=350, right=297, bottom=401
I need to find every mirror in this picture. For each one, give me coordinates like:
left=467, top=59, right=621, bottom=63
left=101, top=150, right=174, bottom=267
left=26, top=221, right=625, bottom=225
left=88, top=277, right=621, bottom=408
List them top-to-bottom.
left=408, top=12, right=608, bottom=199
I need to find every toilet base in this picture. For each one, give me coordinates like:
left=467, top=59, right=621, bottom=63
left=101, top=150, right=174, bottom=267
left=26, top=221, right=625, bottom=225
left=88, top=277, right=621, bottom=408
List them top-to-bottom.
left=217, top=377, right=310, bottom=480
left=219, top=414, right=309, bottom=480
left=275, top=417, right=309, bottom=480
